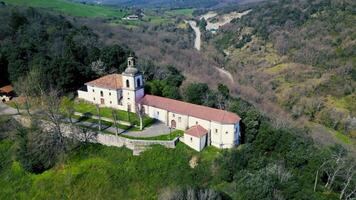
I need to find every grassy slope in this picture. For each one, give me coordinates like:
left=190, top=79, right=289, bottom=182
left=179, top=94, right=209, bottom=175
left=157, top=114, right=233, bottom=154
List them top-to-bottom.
left=2, top=0, right=194, bottom=26
left=3, top=0, right=128, bottom=18
left=0, top=140, right=220, bottom=199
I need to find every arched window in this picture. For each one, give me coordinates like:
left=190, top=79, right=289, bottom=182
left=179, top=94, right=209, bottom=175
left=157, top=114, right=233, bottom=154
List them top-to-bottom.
left=137, top=78, right=141, bottom=87
left=126, top=79, right=130, bottom=88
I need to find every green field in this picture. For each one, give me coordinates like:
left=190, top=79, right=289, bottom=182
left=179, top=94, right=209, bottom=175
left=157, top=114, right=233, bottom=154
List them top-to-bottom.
left=2, top=0, right=191, bottom=26
left=3, top=0, right=128, bottom=18
left=165, top=8, right=195, bottom=18
left=0, top=140, right=219, bottom=199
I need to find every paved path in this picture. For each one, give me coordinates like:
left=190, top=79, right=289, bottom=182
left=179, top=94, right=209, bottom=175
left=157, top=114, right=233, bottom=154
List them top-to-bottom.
left=0, top=102, right=18, bottom=115
left=0, top=102, right=172, bottom=138
left=71, top=117, right=171, bottom=138
left=121, top=122, right=171, bottom=138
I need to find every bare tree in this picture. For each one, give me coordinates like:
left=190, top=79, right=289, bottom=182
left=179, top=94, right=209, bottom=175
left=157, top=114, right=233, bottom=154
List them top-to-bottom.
left=91, top=59, right=106, bottom=75
left=14, top=68, right=45, bottom=116
left=14, top=77, right=31, bottom=116
left=39, top=89, right=67, bottom=153
left=12, top=99, right=21, bottom=115
left=135, top=103, right=144, bottom=130
left=95, top=105, right=102, bottom=131
left=112, top=110, right=119, bottom=136
left=70, top=126, right=98, bottom=144
left=324, top=151, right=346, bottom=190
left=340, top=161, right=355, bottom=200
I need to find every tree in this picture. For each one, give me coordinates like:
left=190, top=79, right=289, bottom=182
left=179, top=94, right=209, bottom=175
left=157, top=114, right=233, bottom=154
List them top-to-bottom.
left=198, top=18, right=207, bottom=31
left=100, top=44, right=130, bottom=73
left=90, top=59, right=106, bottom=76
left=183, top=83, right=210, bottom=105
left=217, top=83, right=230, bottom=109
left=39, top=89, right=67, bottom=153
left=136, top=104, right=144, bottom=130
left=95, top=105, right=102, bottom=131
left=111, top=110, right=119, bottom=136
left=16, top=122, right=59, bottom=173
left=70, top=126, right=97, bottom=144
left=339, top=161, right=355, bottom=200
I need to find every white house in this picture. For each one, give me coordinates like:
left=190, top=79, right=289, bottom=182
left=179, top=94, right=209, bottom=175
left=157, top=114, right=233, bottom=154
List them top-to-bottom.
left=78, top=56, right=241, bottom=151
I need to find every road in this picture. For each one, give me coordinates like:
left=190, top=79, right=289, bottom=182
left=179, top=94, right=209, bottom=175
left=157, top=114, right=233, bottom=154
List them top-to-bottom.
left=187, top=20, right=201, bottom=51
left=215, top=67, right=234, bottom=83
left=0, top=102, right=18, bottom=115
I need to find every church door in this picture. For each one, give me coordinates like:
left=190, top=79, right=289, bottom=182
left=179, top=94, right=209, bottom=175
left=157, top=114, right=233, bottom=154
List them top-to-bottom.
left=100, top=98, right=105, bottom=105
left=171, top=120, right=176, bottom=129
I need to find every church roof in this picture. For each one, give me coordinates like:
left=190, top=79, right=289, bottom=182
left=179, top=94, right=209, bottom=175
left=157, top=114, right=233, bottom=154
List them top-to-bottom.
left=85, top=74, right=122, bottom=90
left=139, top=95, right=241, bottom=124
left=185, top=125, right=208, bottom=138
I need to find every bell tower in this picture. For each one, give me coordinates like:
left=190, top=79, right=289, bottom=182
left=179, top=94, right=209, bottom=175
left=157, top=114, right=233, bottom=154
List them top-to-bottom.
left=121, top=56, right=144, bottom=113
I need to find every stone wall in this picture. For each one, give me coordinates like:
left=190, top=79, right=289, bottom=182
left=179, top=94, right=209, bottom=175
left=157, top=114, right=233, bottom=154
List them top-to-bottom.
left=13, top=115, right=179, bottom=155
left=97, top=133, right=179, bottom=155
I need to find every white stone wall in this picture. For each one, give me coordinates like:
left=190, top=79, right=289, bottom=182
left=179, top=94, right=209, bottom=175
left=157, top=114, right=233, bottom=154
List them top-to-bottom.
left=78, top=85, right=123, bottom=109
left=142, top=105, right=240, bottom=149
left=145, top=106, right=168, bottom=124
left=167, top=112, right=188, bottom=130
left=188, top=116, right=211, bottom=129
left=210, top=121, right=223, bottom=148
left=183, top=134, right=206, bottom=151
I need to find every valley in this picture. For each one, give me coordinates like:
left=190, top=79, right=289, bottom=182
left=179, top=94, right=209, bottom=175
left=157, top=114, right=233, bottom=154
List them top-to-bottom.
left=0, top=0, right=355, bottom=199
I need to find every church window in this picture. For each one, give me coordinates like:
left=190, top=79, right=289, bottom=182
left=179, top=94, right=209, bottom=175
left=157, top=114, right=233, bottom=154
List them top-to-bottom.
left=137, top=78, right=141, bottom=87
left=126, top=79, right=130, bottom=88
left=92, top=89, right=95, bottom=92
left=100, top=91, right=103, bottom=97
left=109, top=92, right=111, bottom=96
left=93, top=98, right=95, bottom=101
left=110, top=101, right=112, bottom=104
left=157, top=111, right=159, bottom=116
left=196, top=121, right=198, bottom=125
left=215, top=129, right=218, bottom=134
left=226, top=131, right=228, bottom=134
left=190, top=137, right=192, bottom=142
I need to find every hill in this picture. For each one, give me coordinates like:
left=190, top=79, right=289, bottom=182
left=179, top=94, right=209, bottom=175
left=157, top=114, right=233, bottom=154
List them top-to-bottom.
left=2, top=0, right=128, bottom=18
left=72, top=0, right=266, bottom=8
left=206, top=0, right=356, bottom=144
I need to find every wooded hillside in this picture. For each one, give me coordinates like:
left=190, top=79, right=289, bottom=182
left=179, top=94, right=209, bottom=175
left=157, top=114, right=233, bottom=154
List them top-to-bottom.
left=209, top=0, right=355, bottom=141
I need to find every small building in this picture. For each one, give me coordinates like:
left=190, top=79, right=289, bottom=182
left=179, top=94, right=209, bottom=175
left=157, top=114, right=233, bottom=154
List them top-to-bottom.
left=123, top=15, right=139, bottom=20
left=0, top=85, right=14, bottom=102
left=183, top=125, right=208, bottom=151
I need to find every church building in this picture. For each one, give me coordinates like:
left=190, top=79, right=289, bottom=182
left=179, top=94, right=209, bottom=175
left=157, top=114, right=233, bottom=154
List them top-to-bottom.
left=78, top=56, right=241, bottom=151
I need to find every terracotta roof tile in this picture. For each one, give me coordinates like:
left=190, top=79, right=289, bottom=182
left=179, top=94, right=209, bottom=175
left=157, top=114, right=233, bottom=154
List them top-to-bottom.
left=85, top=74, right=122, bottom=90
left=0, top=85, right=13, bottom=93
left=140, top=95, right=241, bottom=124
left=185, top=125, right=208, bottom=138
